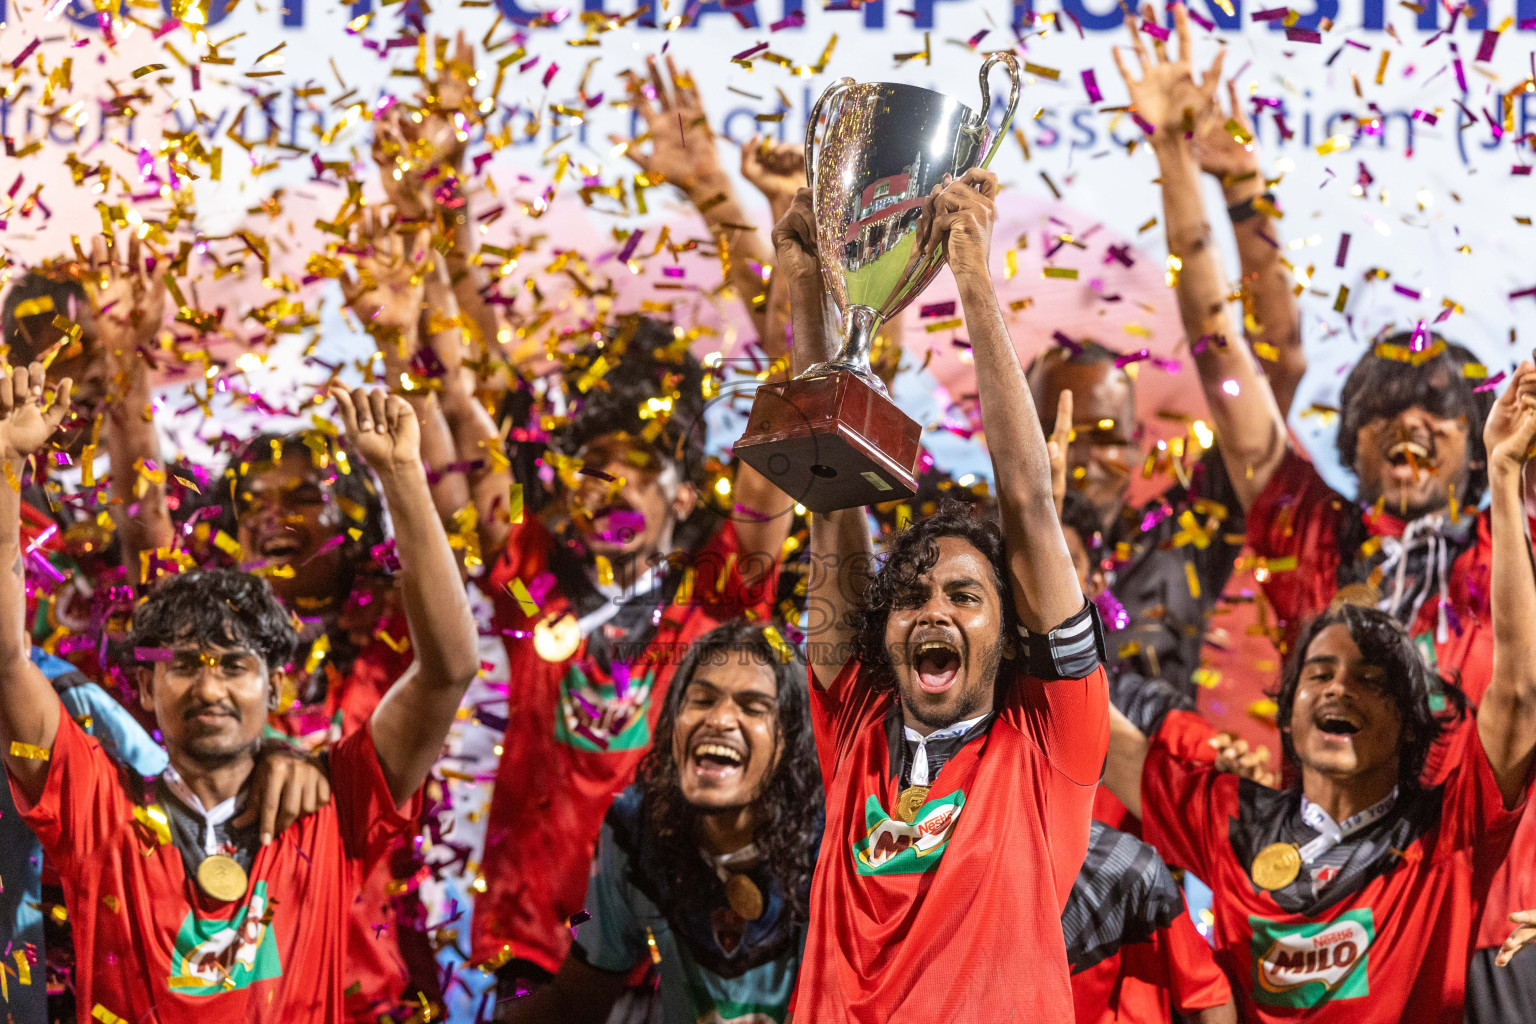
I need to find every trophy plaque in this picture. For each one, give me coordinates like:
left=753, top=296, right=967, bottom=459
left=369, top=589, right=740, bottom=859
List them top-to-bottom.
left=734, top=54, right=1022, bottom=513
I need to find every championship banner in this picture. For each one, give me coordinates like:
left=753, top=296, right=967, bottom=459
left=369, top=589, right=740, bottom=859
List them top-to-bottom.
left=1, top=0, right=1532, bottom=486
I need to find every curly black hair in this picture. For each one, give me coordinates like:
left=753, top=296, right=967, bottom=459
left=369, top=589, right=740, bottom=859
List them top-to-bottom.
left=2, top=270, right=88, bottom=363
left=551, top=315, right=708, bottom=488
left=1337, top=333, right=1495, bottom=508
left=207, top=431, right=388, bottom=595
left=852, top=499, right=1018, bottom=695
left=129, top=569, right=298, bottom=672
left=1270, top=602, right=1466, bottom=793
left=635, top=619, right=822, bottom=926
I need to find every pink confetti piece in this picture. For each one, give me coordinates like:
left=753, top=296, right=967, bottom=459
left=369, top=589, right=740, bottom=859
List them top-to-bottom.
left=1251, top=6, right=1287, bottom=20
left=1187, top=8, right=1214, bottom=29
left=768, top=9, right=803, bottom=28
left=1140, top=18, right=1170, bottom=39
left=1285, top=26, right=1321, bottom=42
left=967, top=28, right=989, bottom=46
left=1475, top=29, right=1499, bottom=61
left=8, top=37, right=39, bottom=68
left=732, top=41, right=768, bottom=61
left=1449, top=42, right=1467, bottom=93
left=542, top=62, right=559, bottom=87
left=1082, top=68, right=1102, bottom=103
left=1132, top=112, right=1156, bottom=136
left=1514, top=165, right=1533, bottom=176
left=617, top=229, right=644, bottom=263
left=1335, top=233, right=1350, bottom=268
left=1393, top=284, right=1421, bottom=300
left=1510, top=285, right=1536, bottom=301
left=920, top=301, right=956, bottom=318
left=1115, top=348, right=1151, bottom=368
left=1473, top=371, right=1508, bottom=393
left=133, top=647, right=175, bottom=662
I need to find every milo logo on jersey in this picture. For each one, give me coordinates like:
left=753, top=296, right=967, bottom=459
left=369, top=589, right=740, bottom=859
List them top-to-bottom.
left=554, top=662, right=655, bottom=752
left=852, top=792, right=966, bottom=875
left=167, top=881, right=282, bottom=995
left=1250, top=910, right=1374, bottom=1007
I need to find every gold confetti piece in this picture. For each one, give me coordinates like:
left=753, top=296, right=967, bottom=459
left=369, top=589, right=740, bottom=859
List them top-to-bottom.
left=1023, top=62, right=1060, bottom=80
left=131, top=64, right=167, bottom=79
left=1315, top=134, right=1351, bottom=155
left=1137, top=216, right=1158, bottom=233
left=1005, top=250, right=1018, bottom=279
left=1043, top=267, right=1078, bottom=279
left=1333, top=285, right=1350, bottom=313
left=11, top=296, right=53, bottom=318
left=924, top=318, right=963, bottom=333
left=1462, top=363, right=1488, bottom=378
left=595, top=555, right=615, bottom=587
left=1265, top=555, right=1298, bottom=572
left=1185, top=561, right=1202, bottom=599
left=507, top=578, right=539, bottom=617
left=762, top=626, right=793, bottom=663
left=377, top=631, right=411, bottom=654
left=304, top=633, right=331, bottom=674
left=1248, top=698, right=1278, bottom=722
left=9, top=741, right=49, bottom=760
left=131, top=804, right=170, bottom=845
left=101, top=895, right=119, bottom=913
left=645, top=927, right=662, bottom=964
left=14, top=950, right=29, bottom=986
left=92, top=1006, right=127, bottom=1024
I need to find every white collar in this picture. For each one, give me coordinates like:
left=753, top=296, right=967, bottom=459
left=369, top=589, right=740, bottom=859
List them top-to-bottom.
left=903, top=713, right=988, bottom=746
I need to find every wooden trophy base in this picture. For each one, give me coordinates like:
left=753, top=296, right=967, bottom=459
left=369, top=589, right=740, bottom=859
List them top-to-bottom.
left=733, top=371, right=921, bottom=513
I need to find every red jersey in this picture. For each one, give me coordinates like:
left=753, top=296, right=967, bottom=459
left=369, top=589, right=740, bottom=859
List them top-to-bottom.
left=1246, top=449, right=1492, bottom=693
left=1247, top=450, right=1536, bottom=957
left=470, top=518, right=775, bottom=971
left=795, top=655, right=1109, bottom=1022
left=10, top=709, right=418, bottom=1023
left=1139, top=714, right=1525, bottom=1022
left=1071, top=909, right=1231, bottom=1024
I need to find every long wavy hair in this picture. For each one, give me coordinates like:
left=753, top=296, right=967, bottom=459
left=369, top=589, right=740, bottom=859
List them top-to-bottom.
left=852, top=499, right=1020, bottom=695
left=1271, top=602, right=1466, bottom=793
left=635, top=620, right=821, bottom=926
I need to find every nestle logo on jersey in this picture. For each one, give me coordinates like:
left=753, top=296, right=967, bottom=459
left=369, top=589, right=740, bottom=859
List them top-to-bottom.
left=1249, top=910, right=1374, bottom=1008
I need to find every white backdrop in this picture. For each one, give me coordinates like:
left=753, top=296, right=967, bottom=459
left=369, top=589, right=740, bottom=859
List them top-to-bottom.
left=2, top=0, right=1535, bottom=491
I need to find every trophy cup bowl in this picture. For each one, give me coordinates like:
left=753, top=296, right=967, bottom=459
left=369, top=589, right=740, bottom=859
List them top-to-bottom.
left=734, top=54, right=1022, bottom=513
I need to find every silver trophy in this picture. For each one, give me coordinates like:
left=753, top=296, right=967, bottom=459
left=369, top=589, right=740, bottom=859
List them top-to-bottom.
left=735, top=55, right=1023, bottom=512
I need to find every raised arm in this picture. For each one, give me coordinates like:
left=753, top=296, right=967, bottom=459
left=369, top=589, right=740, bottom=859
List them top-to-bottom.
left=1114, top=2, right=1287, bottom=511
left=617, top=58, right=773, bottom=340
left=1192, top=80, right=1305, bottom=416
left=728, top=136, right=804, bottom=585
left=936, top=169, right=1082, bottom=631
left=770, top=190, right=871, bottom=688
left=340, top=215, right=470, bottom=529
left=89, top=234, right=174, bottom=581
left=1477, top=358, right=1536, bottom=807
left=0, top=365, right=73, bottom=802
left=333, top=387, right=479, bottom=806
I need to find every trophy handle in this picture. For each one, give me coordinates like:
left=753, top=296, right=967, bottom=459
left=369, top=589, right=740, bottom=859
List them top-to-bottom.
left=977, top=53, right=1023, bottom=169
left=803, top=77, right=855, bottom=192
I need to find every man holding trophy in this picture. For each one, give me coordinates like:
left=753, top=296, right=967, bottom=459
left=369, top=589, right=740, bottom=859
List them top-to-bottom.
left=755, top=57, right=1111, bottom=1021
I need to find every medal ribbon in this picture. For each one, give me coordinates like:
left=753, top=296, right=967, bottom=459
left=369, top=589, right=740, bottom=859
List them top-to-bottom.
left=902, top=713, right=987, bottom=786
left=1297, top=787, right=1398, bottom=864
left=699, top=843, right=762, bottom=884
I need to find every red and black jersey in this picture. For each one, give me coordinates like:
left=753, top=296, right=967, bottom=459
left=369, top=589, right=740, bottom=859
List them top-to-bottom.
left=794, top=605, right=1109, bottom=1023
left=1140, top=712, right=1526, bottom=1022
left=1067, top=819, right=1232, bottom=1024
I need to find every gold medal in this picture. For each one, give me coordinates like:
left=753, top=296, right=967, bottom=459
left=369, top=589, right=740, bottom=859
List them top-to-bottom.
left=533, top=614, right=580, bottom=662
left=895, top=785, right=930, bottom=825
left=1251, top=842, right=1302, bottom=891
left=196, top=854, right=249, bottom=903
left=725, top=873, right=764, bottom=921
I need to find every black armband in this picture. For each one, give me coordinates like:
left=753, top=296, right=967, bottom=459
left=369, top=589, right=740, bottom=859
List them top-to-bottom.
left=1228, top=191, right=1276, bottom=224
left=1016, top=600, right=1107, bottom=681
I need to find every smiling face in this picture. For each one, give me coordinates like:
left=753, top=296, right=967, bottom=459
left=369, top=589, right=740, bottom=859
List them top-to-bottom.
left=1028, top=357, right=1137, bottom=527
left=1353, top=406, right=1472, bottom=520
left=565, top=433, right=696, bottom=564
left=235, top=449, right=349, bottom=611
left=884, top=536, right=1012, bottom=734
left=1286, top=623, right=1405, bottom=788
left=139, top=644, right=276, bottom=767
left=672, top=658, right=783, bottom=812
